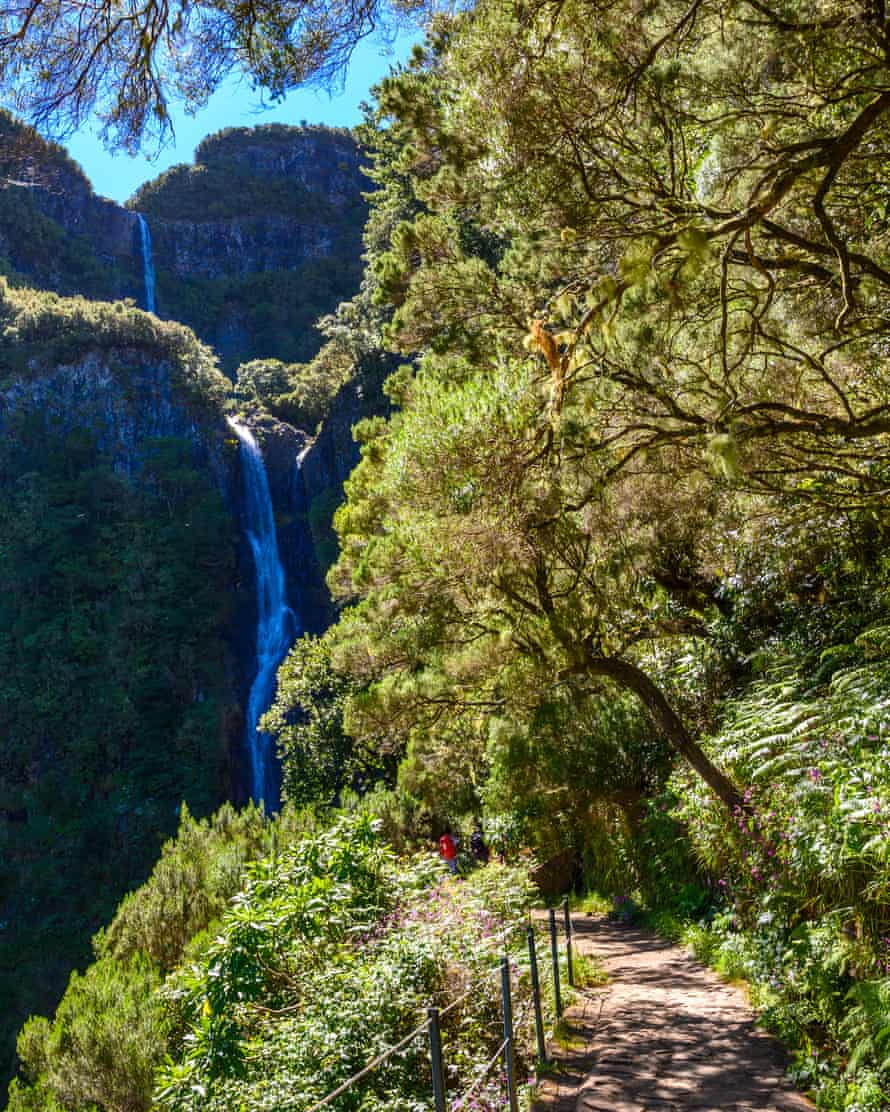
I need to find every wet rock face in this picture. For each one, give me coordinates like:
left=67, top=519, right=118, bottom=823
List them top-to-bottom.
left=149, top=215, right=335, bottom=281
left=0, top=350, right=227, bottom=485
left=246, top=416, right=330, bottom=634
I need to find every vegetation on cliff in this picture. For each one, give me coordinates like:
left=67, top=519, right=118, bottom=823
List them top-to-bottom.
left=0, top=112, right=137, bottom=300
left=128, top=125, right=368, bottom=371
left=0, top=280, right=229, bottom=403
left=0, top=284, right=235, bottom=1083
left=9, top=814, right=542, bottom=1112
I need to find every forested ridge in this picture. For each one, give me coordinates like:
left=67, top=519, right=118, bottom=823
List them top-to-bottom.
left=5, top=0, right=890, bottom=1110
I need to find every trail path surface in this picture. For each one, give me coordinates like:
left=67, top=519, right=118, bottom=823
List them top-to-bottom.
left=532, top=914, right=815, bottom=1112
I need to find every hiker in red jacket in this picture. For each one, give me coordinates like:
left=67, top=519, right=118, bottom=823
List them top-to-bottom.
left=438, top=829, right=458, bottom=874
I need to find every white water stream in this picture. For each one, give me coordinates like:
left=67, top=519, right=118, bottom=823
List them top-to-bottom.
left=136, top=214, right=156, bottom=314
left=227, top=418, right=296, bottom=809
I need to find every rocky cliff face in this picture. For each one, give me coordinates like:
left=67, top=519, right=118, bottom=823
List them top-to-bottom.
left=0, top=112, right=140, bottom=300
left=0, top=116, right=367, bottom=371
left=0, top=122, right=379, bottom=1085
left=128, top=125, right=368, bottom=369
left=141, top=126, right=366, bottom=282
left=149, top=214, right=335, bottom=280
left=0, top=285, right=245, bottom=1083
left=0, top=350, right=227, bottom=480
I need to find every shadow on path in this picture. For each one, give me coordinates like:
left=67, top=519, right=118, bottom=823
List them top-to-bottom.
left=533, top=914, right=814, bottom=1112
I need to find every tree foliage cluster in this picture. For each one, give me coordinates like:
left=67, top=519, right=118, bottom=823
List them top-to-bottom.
left=0, top=0, right=420, bottom=151
left=259, top=4, right=890, bottom=1103
left=233, top=344, right=355, bottom=431
left=7, top=802, right=278, bottom=1112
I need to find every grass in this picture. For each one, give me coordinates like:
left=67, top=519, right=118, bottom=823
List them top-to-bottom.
left=568, top=890, right=613, bottom=916
left=569, top=952, right=608, bottom=990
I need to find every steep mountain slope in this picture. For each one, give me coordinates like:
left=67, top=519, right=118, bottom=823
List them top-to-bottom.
left=0, top=112, right=139, bottom=300
left=0, top=116, right=368, bottom=371
left=0, top=116, right=380, bottom=1090
left=129, top=125, right=368, bottom=369
left=0, top=283, right=239, bottom=1083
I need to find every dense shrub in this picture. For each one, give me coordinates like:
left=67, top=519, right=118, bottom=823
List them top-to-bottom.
left=10, top=813, right=545, bottom=1112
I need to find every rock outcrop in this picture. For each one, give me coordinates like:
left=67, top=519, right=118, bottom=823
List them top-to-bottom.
left=0, top=116, right=368, bottom=371
left=0, top=350, right=227, bottom=481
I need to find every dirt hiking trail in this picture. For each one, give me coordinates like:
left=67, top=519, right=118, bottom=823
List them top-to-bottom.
left=532, top=914, right=815, bottom=1112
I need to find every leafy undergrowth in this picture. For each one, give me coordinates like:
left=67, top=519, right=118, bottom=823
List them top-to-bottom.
left=626, top=625, right=890, bottom=1112
left=10, top=813, right=549, bottom=1112
left=156, top=818, right=541, bottom=1112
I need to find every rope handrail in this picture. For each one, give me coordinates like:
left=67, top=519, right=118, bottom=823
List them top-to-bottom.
left=300, top=907, right=555, bottom=1112
left=302, top=951, right=511, bottom=1107
left=438, top=984, right=476, bottom=1020
left=303, top=1016, right=431, bottom=1112
left=451, top=1036, right=509, bottom=1109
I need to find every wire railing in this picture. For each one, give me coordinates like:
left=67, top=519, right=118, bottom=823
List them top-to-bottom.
left=299, top=898, right=577, bottom=1112
left=304, top=1018, right=433, bottom=1112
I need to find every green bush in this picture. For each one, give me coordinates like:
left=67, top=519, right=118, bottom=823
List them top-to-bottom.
left=234, top=344, right=352, bottom=432
left=10, top=813, right=542, bottom=1112
left=11, top=956, right=166, bottom=1112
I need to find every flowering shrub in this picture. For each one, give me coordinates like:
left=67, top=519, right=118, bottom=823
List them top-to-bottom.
left=155, top=814, right=541, bottom=1112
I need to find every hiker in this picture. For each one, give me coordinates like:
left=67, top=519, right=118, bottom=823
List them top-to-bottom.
left=470, top=824, right=489, bottom=865
left=438, top=829, right=458, bottom=874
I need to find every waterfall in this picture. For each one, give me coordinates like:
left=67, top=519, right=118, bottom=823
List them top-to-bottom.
left=136, top=214, right=156, bottom=314
left=227, top=418, right=297, bottom=809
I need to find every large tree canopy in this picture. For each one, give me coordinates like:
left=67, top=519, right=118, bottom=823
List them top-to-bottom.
left=0, top=0, right=425, bottom=149
left=269, top=0, right=890, bottom=820
left=378, top=0, right=890, bottom=505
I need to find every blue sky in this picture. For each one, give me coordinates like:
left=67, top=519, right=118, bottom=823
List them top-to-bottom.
left=62, top=31, right=418, bottom=204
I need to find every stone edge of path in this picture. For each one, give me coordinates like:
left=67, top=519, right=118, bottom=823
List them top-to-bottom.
left=531, top=912, right=817, bottom=1112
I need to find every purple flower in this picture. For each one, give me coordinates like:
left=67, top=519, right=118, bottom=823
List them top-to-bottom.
left=809, top=768, right=822, bottom=782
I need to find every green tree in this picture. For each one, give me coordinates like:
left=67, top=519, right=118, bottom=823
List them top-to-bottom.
left=0, top=0, right=426, bottom=150
left=289, top=0, right=890, bottom=820
left=262, top=633, right=384, bottom=806
left=10, top=956, right=166, bottom=1112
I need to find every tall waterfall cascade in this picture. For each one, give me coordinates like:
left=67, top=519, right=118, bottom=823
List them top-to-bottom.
left=136, top=214, right=156, bottom=314
left=228, top=418, right=297, bottom=809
